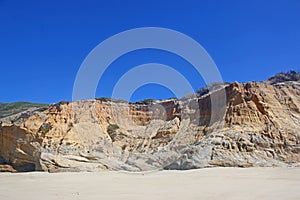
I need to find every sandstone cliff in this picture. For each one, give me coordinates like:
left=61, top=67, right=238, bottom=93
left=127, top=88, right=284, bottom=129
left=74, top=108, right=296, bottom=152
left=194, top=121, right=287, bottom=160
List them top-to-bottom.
left=1, top=76, right=300, bottom=172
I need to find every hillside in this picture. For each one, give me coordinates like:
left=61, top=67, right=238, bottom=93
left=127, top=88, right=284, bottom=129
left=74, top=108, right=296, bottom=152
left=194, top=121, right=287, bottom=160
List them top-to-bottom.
left=0, top=102, right=47, bottom=118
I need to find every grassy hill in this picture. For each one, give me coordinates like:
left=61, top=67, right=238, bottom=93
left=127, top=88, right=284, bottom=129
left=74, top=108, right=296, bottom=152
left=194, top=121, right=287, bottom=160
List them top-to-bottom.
left=0, top=102, right=48, bottom=118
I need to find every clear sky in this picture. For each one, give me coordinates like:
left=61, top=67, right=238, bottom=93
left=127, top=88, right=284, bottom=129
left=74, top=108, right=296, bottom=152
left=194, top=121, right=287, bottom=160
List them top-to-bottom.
left=1, top=0, right=300, bottom=103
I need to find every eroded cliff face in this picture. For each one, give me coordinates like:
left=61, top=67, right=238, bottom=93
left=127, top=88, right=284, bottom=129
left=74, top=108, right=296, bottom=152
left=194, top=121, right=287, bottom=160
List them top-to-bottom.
left=0, top=81, right=299, bottom=172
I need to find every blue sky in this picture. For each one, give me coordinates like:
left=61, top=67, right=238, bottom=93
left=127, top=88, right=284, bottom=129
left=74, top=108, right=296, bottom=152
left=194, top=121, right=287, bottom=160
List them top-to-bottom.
left=0, top=0, right=300, bottom=103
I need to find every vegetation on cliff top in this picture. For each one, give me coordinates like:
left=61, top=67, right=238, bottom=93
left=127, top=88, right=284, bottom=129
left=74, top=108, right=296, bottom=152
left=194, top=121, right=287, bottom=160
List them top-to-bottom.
left=0, top=102, right=47, bottom=118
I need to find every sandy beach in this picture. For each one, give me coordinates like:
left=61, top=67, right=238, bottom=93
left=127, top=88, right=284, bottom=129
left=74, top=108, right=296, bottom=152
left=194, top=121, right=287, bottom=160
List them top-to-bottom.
left=0, top=167, right=299, bottom=200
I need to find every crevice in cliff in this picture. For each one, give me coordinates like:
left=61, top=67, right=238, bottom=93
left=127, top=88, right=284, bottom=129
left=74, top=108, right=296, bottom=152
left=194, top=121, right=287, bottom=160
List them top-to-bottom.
left=251, top=93, right=266, bottom=115
left=55, top=122, right=73, bottom=156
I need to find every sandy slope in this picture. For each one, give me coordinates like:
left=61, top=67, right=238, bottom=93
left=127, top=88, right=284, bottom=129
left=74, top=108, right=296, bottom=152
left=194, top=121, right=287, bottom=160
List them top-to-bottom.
left=0, top=167, right=299, bottom=200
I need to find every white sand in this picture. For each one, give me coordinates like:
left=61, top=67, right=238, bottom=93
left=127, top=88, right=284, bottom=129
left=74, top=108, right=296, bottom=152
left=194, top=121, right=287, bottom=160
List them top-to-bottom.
left=0, top=167, right=299, bottom=200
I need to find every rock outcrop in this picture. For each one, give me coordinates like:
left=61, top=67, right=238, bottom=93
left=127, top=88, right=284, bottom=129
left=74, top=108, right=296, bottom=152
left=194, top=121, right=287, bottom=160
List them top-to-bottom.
left=266, top=70, right=300, bottom=85
left=1, top=78, right=300, bottom=172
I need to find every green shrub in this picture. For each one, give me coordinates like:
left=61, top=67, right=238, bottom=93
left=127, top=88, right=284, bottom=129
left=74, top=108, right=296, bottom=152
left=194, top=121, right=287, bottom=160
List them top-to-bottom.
left=244, top=95, right=252, bottom=102
left=96, top=97, right=112, bottom=102
left=96, top=97, right=128, bottom=104
left=136, top=98, right=156, bottom=105
left=107, top=124, right=119, bottom=134
left=107, top=124, right=120, bottom=141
